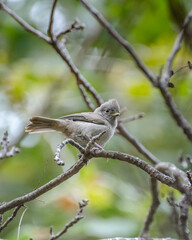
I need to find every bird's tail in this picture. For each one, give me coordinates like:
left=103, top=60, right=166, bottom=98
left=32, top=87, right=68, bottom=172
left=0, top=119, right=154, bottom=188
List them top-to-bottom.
left=25, top=116, right=59, bottom=133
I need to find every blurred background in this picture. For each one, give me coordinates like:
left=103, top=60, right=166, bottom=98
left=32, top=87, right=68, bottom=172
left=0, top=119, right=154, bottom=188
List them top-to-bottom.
left=0, top=0, right=192, bottom=239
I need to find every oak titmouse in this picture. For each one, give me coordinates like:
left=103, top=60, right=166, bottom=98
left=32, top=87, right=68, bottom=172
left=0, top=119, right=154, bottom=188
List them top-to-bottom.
left=25, top=99, right=120, bottom=147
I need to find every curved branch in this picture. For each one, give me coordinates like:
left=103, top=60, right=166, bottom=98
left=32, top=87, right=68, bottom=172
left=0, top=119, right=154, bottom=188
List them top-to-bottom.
left=0, top=147, right=176, bottom=215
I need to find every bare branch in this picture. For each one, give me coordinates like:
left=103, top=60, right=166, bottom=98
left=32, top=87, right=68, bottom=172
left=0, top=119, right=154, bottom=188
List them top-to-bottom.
left=47, top=0, right=58, bottom=37
left=79, top=0, right=157, bottom=87
left=0, top=1, right=51, bottom=43
left=161, top=10, right=192, bottom=85
left=56, top=19, right=85, bottom=39
left=52, top=41, right=103, bottom=106
left=77, top=84, right=95, bottom=111
left=119, top=113, right=145, bottom=123
left=0, top=131, right=20, bottom=160
left=0, top=146, right=177, bottom=215
left=156, top=162, right=190, bottom=186
left=140, top=178, right=160, bottom=238
left=50, top=199, right=88, bottom=240
left=0, top=205, right=22, bottom=232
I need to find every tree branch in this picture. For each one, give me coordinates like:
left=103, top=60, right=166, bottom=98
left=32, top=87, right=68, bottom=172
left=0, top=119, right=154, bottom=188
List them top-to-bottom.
left=47, top=0, right=58, bottom=37
left=79, top=0, right=157, bottom=87
left=79, top=0, right=192, bottom=144
left=0, top=1, right=51, bottom=43
left=56, top=19, right=85, bottom=39
left=119, top=113, right=145, bottom=123
left=0, top=131, right=20, bottom=160
left=0, top=145, right=177, bottom=215
left=140, top=178, right=160, bottom=237
left=50, top=199, right=88, bottom=240
left=0, top=205, right=22, bottom=232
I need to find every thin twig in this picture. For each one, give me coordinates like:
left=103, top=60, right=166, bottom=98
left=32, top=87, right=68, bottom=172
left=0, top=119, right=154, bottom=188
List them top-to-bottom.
left=47, top=0, right=58, bottom=37
left=79, top=0, right=157, bottom=86
left=0, top=1, right=51, bottom=43
left=161, top=10, right=192, bottom=85
left=56, top=19, right=85, bottom=39
left=52, top=40, right=104, bottom=106
left=77, top=84, right=95, bottom=111
left=119, top=113, right=145, bottom=123
left=0, top=131, right=20, bottom=159
left=54, top=138, right=85, bottom=166
left=140, top=178, right=160, bottom=237
left=50, top=199, right=88, bottom=240
left=0, top=205, right=22, bottom=232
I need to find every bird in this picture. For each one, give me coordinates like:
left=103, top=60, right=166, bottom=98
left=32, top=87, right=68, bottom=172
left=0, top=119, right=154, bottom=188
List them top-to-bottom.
left=25, top=99, right=120, bottom=148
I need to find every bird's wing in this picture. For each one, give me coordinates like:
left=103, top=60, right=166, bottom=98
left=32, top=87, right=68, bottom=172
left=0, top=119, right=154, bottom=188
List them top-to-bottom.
left=59, top=112, right=106, bottom=125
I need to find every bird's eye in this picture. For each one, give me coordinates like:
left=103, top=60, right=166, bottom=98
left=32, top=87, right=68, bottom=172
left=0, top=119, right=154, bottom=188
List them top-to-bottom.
left=106, top=109, right=109, bottom=113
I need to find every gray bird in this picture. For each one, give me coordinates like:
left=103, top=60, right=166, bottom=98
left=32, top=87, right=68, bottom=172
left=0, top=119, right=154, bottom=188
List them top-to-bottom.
left=25, top=99, right=120, bottom=147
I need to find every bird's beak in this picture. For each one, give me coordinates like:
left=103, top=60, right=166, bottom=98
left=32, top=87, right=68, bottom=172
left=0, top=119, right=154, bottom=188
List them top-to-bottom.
left=111, top=112, right=120, bottom=117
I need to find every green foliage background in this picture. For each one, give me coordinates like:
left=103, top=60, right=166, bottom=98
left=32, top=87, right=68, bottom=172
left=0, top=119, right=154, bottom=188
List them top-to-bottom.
left=0, top=0, right=192, bottom=239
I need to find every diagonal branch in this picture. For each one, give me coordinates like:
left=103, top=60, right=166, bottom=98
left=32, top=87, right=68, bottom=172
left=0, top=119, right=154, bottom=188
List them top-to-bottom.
left=79, top=0, right=157, bottom=87
left=0, top=1, right=51, bottom=43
